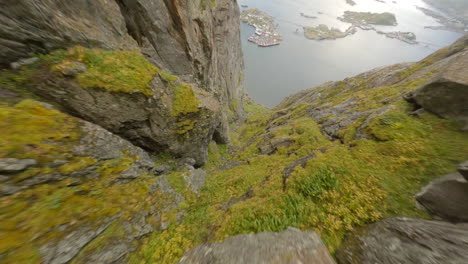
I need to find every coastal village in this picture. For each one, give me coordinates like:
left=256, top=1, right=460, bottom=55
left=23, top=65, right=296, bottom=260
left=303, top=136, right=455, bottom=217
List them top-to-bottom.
left=239, top=2, right=465, bottom=47
left=240, top=6, right=418, bottom=46
left=240, top=8, right=283, bottom=47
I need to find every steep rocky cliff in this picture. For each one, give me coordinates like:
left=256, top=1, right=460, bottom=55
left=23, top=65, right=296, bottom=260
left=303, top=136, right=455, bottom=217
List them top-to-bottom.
left=0, top=0, right=245, bottom=165
left=0, top=0, right=245, bottom=263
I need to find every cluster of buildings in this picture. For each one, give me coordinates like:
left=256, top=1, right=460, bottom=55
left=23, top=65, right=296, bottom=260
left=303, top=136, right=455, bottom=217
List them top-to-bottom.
left=241, top=9, right=283, bottom=47
left=248, top=26, right=282, bottom=47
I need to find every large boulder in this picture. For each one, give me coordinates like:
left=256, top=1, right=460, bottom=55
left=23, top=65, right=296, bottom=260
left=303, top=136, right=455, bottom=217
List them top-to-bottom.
left=410, top=49, right=468, bottom=125
left=28, top=60, right=221, bottom=166
left=415, top=171, right=468, bottom=223
left=336, top=217, right=468, bottom=264
left=177, top=227, right=335, bottom=264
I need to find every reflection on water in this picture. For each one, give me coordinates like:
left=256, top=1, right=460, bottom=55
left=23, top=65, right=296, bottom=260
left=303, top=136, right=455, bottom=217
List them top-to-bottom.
left=240, top=0, right=462, bottom=107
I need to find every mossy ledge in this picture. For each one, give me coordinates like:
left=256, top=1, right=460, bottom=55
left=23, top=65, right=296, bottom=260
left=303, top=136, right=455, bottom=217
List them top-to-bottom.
left=1, top=45, right=221, bottom=164
left=46, top=46, right=159, bottom=96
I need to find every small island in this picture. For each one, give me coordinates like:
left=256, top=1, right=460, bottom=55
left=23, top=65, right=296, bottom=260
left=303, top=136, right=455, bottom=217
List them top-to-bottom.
left=345, top=0, right=356, bottom=6
left=241, top=8, right=283, bottom=47
left=301, top=10, right=417, bottom=45
left=338, top=11, right=397, bottom=26
left=300, top=12, right=317, bottom=19
left=303, top=24, right=357, bottom=40
left=376, top=31, right=418, bottom=44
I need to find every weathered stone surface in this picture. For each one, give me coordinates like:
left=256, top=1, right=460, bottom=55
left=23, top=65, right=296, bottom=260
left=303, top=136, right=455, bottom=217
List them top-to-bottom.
left=0, top=0, right=136, bottom=65
left=410, top=50, right=468, bottom=125
left=73, top=121, right=152, bottom=162
left=258, top=137, right=295, bottom=155
left=178, top=157, right=197, bottom=168
left=0, top=158, right=37, bottom=174
left=155, top=164, right=172, bottom=175
left=184, top=168, right=206, bottom=193
left=416, top=172, right=468, bottom=222
left=152, top=176, right=185, bottom=211
left=73, top=213, right=155, bottom=264
left=40, top=216, right=118, bottom=264
left=336, top=217, right=468, bottom=264
left=178, top=227, right=335, bottom=264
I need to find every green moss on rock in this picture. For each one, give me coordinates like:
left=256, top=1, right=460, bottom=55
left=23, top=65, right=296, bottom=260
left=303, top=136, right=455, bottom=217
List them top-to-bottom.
left=48, top=46, right=158, bottom=96
left=159, top=71, right=179, bottom=83
left=171, top=84, right=201, bottom=117
left=0, top=100, right=80, bottom=162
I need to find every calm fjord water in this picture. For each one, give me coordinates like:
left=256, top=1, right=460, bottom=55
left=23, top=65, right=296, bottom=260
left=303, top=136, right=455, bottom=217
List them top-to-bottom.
left=239, top=0, right=462, bottom=107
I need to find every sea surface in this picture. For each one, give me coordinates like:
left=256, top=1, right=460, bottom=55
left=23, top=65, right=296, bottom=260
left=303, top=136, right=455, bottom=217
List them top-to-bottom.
left=239, top=0, right=462, bottom=107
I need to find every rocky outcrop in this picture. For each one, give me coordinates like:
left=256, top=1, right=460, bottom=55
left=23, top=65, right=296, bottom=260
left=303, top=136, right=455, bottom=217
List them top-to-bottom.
left=0, top=0, right=245, bottom=165
left=407, top=49, right=468, bottom=127
left=29, top=60, right=222, bottom=166
left=184, top=168, right=206, bottom=193
left=415, top=168, right=468, bottom=223
left=40, top=216, right=119, bottom=264
left=336, top=217, right=468, bottom=264
left=178, top=227, right=335, bottom=264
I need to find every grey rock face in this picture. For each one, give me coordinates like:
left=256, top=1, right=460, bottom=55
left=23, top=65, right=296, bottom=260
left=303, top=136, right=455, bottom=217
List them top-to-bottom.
left=0, top=0, right=245, bottom=166
left=411, top=50, right=468, bottom=125
left=74, top=121, right=152, bottom=162
left=258, top=137, right=295, bottom=155
left=0, top=158, right=37, bottom=174
left=155, top=164, right=172, bottom=175
left=184, top=168, right=206, bottom=193
left=416, top=172, right=468, bottom=223
left=152, top=177, right=185, bottom=211
left=40, top=216, right=118, bottom=264
left=336, top=217, right=468, bottom=264
left=178, top=227, right=335, bottom=264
